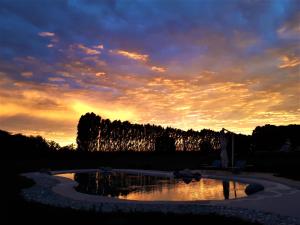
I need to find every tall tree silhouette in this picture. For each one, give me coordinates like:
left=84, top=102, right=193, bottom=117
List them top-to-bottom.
left=75, top=112, right=254, bottom=153
left=77, top=112, right=101, bottom=152
left=155, top=132, right=176, bottom=153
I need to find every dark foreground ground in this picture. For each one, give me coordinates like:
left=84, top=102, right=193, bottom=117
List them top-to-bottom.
left=4, top=151, right=300, bottom=225
left=5, top=175, right=262, bottom=225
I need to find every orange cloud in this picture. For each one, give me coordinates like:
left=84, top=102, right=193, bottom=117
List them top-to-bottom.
left=1, top=40, right=299, bottom=146
left=77, top=44, right=101, bottom=55
left=94, top=44, right=104, bottom=49
left=112, top=50, right=149, bottom=62
left=279, top=55, right=300, bottom=69
left=151, top=66, right=166, bottom=72
left=1, top=69, right=299, bottom=145
left=21, top=71, right=33, bottom=78
left=95, top=72, right=106, bottom=77
left=120, top=75, right=299, bottom=134
left=0, top=76, right=141, bottom=145
left=48, top=77, right=65, bottom=82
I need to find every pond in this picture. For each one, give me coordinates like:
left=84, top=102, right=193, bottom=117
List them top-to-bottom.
left=56, top=171, right=249, bottom=201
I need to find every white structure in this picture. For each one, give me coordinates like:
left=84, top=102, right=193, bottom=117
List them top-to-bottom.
left=220, top=132, right=229, bottom=168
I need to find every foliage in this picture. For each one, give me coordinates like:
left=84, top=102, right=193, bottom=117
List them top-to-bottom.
left=77, top=112, right=101, bottom=152
left=1, top=113, right=298, bottom=156
left=80, top=113, right=253, bottom=154
left=92, top=115, right=224, bottom=152
left=252, top=124, right=300, bottom=152
left=0, top=129, right=73, bottom=159
left=155, top=133, right=176, bottom=152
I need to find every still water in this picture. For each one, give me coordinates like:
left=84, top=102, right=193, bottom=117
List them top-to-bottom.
left=56, top=172, right=248, bottom=201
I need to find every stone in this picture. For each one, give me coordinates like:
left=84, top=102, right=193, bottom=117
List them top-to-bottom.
left=245, top=183, right=264, bottom=195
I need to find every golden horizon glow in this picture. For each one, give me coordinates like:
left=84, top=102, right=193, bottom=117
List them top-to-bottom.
left=1, top=70, right=299, bottom=145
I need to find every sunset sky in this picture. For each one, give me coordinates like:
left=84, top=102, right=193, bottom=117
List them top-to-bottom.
left=0, top=0, right=299, bottom=146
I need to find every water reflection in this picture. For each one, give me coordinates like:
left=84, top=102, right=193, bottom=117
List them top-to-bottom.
left=56, top=172, right=248, bottom=201
left=222, top=180, right=230, bottom=200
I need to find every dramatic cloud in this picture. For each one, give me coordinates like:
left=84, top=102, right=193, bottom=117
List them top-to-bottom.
left=0, top=0, right=299, bottom=145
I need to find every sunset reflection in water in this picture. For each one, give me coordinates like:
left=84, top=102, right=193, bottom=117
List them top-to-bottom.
left=55, top=172, right=248, bottom=201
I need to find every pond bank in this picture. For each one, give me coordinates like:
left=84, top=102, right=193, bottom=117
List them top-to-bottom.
left=22, top=169, right=300, bottom=225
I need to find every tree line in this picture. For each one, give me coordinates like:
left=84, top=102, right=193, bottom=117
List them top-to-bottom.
left=0, top=112, right=298, bottom=158
left=76, top=112, right=252, bottom=155
left=252, top=124, right=300, bottom=152
left=0, top=129, right=75, bottom=159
